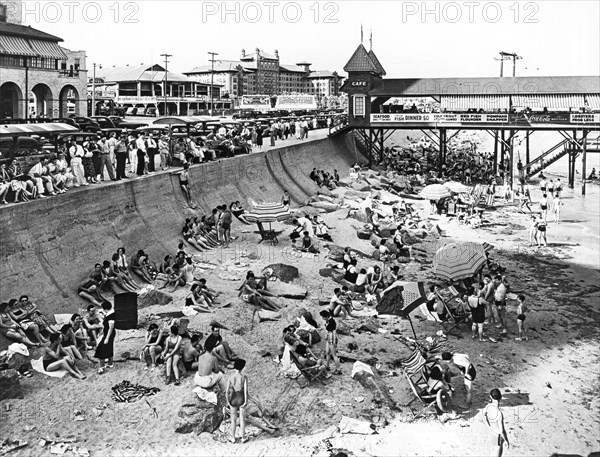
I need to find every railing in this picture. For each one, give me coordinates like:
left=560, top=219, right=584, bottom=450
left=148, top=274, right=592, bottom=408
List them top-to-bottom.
left=524, top=139, right=569, bottom=172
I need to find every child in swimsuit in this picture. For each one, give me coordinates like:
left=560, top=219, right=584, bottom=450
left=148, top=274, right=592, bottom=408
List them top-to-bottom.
left=515, top=294, right=528, bottom=341
left=226, top=359, right=248, bottom=443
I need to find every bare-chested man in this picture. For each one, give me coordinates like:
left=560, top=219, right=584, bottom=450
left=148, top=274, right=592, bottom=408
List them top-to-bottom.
left=193, top=337, right=227, bottom=391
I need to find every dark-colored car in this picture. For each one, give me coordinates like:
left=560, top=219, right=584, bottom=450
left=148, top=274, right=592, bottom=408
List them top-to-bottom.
left=90, top=116, right=117, bottom=129
left=70, top=117, right=101, bottom=133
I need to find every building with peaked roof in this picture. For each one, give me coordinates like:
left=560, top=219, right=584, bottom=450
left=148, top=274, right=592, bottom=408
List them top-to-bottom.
left=0, top=0, right=87, bottom=119
left=184, top=48, right=343, bottom=103
left=89, top=63, right=229, bottom=116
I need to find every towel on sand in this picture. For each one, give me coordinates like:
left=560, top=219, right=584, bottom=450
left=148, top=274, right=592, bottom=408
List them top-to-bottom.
left=31, top=357, right=67, bottom=378
left=193, top=387, right=218, bottom=405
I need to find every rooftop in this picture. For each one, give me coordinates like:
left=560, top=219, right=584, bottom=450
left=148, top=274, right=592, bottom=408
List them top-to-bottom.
left=0, top=22, right=62, bottom=42
left=343, top=44, right=383, bottom=75
left=96, top=64, right=196, bottom=84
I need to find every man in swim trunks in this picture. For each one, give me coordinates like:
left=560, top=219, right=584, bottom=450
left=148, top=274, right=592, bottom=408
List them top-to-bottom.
left=181, top=333, right=203, bottom=372
left=194, top=337, right=226, bottom=391
left=440, top=351, right=476, bottom=407
left=483, top=388, right=510, bottom=457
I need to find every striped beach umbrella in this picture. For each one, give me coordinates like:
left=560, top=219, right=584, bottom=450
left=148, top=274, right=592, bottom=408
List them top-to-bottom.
left=443, top=181, right=471, bottom=194
left=419, top=184, right=452, bottom=201
left=244, top=202, right=291, bottom=223
left=433, top=242, right=487, bottom=281
left=377, top=281, right=429, bottom=318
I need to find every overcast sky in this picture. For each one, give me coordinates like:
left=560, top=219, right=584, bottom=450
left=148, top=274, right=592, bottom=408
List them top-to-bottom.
left=21, top=0, right=600, bottom=78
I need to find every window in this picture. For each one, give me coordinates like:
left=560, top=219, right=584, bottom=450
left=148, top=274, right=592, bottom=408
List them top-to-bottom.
left=0, top=4, right=6, bottom=22
left=353, top=95, right=366, bottom=117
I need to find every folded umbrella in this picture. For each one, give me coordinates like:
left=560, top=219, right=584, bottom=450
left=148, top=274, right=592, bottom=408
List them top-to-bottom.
left=376, top=281, right=429, bottom=318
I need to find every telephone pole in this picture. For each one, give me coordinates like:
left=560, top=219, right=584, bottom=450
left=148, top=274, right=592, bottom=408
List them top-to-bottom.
left=208, top=51, right=219, bottom=116
left=495, top=51, right=522, bottom=77
left=160, top=53, right=172, bottom=115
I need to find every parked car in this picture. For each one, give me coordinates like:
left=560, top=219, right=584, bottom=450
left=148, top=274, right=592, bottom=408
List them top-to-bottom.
left=125, top=107, right=138, bottom=116
left=145, top=107, right=157, bottom=117
left=90, top=116, right=118, bottom=129
left=70, top=117, right=101, bottom=133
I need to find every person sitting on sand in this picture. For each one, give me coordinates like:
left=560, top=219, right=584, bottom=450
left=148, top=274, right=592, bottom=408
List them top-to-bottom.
left=588, top=168, right=597, bottom=180
left=230, top=201, right=250, bottom=224
left=312, top=215, right=333, bottom=242
left=297, top=231, right=320, bottom=254
left=131, top=250, right=154, bottom=283
left=109, top=254, right=140, bottom=292
left=158, top=255, right=174, bottom=275
left=344, top=258, right=359, bottom=283
left=160, top=261, right=186, bottom=293
left=366, top=265, right=385, bottom=295
left=354, top=268, right=368, bottom=293
left=193, top=278, right=219, bottom=306
left=185, top=283, right=213, bottom=313
left=328, top=288, right=354, bottom=319
left=515, top=294, right=529, bottom=341
left=15, top=296, right=59, bottom=336
left=6, top=298, right=48, bottom=344
left=0, top=302, right=39, bottom=347
left=83, top=304, right=104, bottom=346
left=70, top=314, right=91, bottom=355
left=140, top=323, right=162, bottom=370
left=59, top=324, right=84, bottom=362
left=162, top=325, right=183, bottom=385
left=205, top=325, right=236, bottom=366
left=278, top=325, right=301, bottom=359
left=42, top=333, right=86, bottom=379
left=181, top=333, right=203, bottom=373
left=194, top=337, right=227, bottom=391
left=294, top=344, right=329, bottom=379
left=226, top=359, right=249, bottom=443
left=426, top=365, right=452, bottom=395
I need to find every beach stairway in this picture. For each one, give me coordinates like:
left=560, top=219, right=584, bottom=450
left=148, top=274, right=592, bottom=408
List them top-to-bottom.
left=524, top=139, right=569, bottom=179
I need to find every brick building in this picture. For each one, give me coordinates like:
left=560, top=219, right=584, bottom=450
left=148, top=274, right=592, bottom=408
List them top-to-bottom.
left=0, top=0, right=87, bottom=119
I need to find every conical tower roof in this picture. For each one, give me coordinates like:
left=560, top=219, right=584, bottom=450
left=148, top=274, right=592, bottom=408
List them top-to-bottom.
left=343, top=44, right=381, bottom=74
left=368, top=50, right=386, bottom=76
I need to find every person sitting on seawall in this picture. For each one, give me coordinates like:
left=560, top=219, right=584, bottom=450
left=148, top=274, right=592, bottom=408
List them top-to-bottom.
left=230, top=201, right=251, bottom=224
left=131, top=250, right=155, bottom=284
left=12, top=296, right=59, bottom=336
left=6, top=298, right=48, bottom=344
left=0, top=301, right=39, bottom=347
left=42, top=333, right=86, bottom=380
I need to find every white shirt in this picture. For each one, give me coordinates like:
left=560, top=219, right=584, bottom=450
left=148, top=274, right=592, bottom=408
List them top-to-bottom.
left=218, top=127, right=227, bottom=136
left=107, top=137, right=118, bottom=153
left=135, top=137, right=147, bottom=152
left=28, top=162, right=44, bottom=177
left=297, top=217, right=314, bottom=237
left=494, top=283, right=507, bottom=302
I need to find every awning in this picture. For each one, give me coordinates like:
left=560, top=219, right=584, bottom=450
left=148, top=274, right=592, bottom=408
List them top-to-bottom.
left=0, top=34, right=36, bottom=56
left=28, top=39, right=67, bottom=59
left=512, top=94, right=586, bottom=109
left=585, top=94, right=600, bottom=110
left=441, top=95, right=509, bottom=111
left=0, top=123, right=79, bottom=137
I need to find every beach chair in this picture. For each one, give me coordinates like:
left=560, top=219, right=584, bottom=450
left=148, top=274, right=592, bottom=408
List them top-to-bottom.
left=256, top=222, right=279, bottom=245
left=436, top=288, right=471, bottom=334
left=400, top=349, right=451, bottom=419
left=288, top=350, right=328, bottom=389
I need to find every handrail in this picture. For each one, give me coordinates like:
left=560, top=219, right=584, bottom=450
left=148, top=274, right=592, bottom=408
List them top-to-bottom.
left=524, top=139, right=569, bottom=169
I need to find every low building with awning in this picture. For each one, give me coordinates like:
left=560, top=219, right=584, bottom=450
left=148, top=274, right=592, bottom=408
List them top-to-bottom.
left=0, top=19, right=87, bottom=119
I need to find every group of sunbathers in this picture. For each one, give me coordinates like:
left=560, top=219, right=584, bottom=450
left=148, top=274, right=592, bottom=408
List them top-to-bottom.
left=309, top=168, right=340, bottom=190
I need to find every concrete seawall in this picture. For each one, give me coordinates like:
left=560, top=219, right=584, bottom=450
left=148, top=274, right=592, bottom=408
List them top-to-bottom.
left=0, top=133, right=362, bottom=315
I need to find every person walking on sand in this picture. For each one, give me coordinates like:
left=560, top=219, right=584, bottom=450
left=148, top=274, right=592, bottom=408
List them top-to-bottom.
left=552, top=192, right=562, bottom=224
left=539, top=193, right=549, bottom=222
left=528, top=215, right=538, bottom=246
left=536, top=215, right=547, bottom=246
left=515, top=294, right=528, bottom=341
left=319, top=310, right=341, bottom=375
left=226, top=359, right=248, bottom=444
left=483, top=388, right=510, bottom=457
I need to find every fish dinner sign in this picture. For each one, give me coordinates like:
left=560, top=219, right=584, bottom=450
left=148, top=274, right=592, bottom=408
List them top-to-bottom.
left=371, top=113, right=509, bottom=123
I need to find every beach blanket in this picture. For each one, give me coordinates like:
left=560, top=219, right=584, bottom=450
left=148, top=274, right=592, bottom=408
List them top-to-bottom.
left=54, top=314, right=72, bottom=325
left=279, top=345, right=301, bottom=378
left=31, top=357, right=67, bottom=378
left=111, top=380, right=160, bottom=403
left=193, top=386, right=217, bottom=406
left=338, top=416, right=377, bottom=435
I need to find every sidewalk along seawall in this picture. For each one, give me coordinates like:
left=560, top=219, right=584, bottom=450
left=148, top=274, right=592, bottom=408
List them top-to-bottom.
left=0, top=133, right=363, bottom=316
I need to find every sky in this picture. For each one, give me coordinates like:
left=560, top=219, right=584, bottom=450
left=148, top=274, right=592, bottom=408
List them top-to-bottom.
left=18, top=0, right=600, bottom=78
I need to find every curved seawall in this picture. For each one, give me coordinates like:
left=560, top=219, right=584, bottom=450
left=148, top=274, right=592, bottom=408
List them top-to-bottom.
left=0, top=133, right=362, bottom=315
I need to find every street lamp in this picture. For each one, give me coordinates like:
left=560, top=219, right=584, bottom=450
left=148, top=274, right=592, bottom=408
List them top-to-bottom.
left=160, top=54, right=172, bottom=116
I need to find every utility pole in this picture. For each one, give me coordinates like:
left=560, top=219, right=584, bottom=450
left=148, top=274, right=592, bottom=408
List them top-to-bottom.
left=208, top=51, right=219, bottom=116
left=495, top=51, right=522, bottom=77
left=160, top=53, right=172, bottom=116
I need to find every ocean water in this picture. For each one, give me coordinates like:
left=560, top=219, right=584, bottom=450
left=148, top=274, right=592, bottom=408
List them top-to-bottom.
left=385, top=129, right=600, bottom=268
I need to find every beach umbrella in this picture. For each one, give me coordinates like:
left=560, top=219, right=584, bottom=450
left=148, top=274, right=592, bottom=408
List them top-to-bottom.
left=443, top=181, right=471, bottom=194
left=419, top=184, right=452, bottom=201
left=244, top=202, right=291, bottom=223
left=433, top=242, right=487, bottom=281
left=376, top=281, right=429, bottom=340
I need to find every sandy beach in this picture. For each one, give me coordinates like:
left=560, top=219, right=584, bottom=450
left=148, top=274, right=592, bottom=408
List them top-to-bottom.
left=1, top=165, right=599, bottom=457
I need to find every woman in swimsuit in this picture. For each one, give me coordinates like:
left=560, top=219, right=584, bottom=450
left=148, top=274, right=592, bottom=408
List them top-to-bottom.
left=179, top=163, right=192, bottom=205
left=281, top=190, right=291, bottom=207
left=539, top=193, right=549, bottom=222
left=230, top=201, right=250, bottom=224
left=182, top=223, right=207, bottom=252
left=131, top=250, right=154, bottom=283
left=110, top=254, right=140, bottom=292
left=186, top=284, right=213, bottom=313
left=467, top=285, right=486, bottom=342
left=0, top=302, right=38, bottom=347
left=140, top=323, right=163, bottom=370
left=60, top=324, right=84, bottom=361
left=162, top=325, right=183, bottom=385
left=42, top=333, right=86, bottom=379
left=226, top=359, right=248, bottom=443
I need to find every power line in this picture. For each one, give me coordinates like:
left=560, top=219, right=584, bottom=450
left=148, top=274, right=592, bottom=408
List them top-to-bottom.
left=494, top=51, right=522, bottom=77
